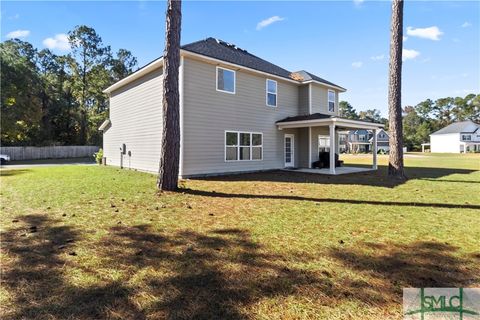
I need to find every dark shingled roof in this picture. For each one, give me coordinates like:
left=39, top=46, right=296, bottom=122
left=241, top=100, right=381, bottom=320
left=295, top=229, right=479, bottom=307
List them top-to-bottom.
left=182, top=38, right=345, bottom=90
left=290, top=70, right=345, bottom=90
left=276, top=113, right=384, bottom=125
left=276, top=113, right=333, bottom=123
left=431, top=120, right=480, bottom=135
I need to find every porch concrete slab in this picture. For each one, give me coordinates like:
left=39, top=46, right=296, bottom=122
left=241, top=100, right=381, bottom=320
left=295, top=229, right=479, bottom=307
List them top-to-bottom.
left=283, top=166, right=375, bottom=175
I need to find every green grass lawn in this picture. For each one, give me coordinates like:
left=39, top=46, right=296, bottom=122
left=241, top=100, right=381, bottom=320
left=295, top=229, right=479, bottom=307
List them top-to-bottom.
left=1, top=153, right=479, bottom=319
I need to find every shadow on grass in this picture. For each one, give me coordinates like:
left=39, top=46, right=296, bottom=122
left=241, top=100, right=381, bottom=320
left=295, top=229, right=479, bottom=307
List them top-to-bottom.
left=192, top=166, right=477, bottom=188
left=0, top=169, right=31, bottom=176
left=418, top=178, right=480, bottom=184
left=179, top=188, right=480, bottom=210
left=1, top=215, right=144, bottom=320
left=2, top=216, right=479, bottom=319
left=329, top=241, right=480, bottom=303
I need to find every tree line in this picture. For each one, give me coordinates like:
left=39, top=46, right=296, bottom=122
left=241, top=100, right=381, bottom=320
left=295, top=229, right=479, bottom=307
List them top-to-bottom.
left=1, top=25, right=138, bottom=146
left=339, top=94, right=480, bottom=151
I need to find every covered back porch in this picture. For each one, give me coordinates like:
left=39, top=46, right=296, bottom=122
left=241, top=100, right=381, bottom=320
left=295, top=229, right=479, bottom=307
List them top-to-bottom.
left=276, top=114, right=384, bottom=175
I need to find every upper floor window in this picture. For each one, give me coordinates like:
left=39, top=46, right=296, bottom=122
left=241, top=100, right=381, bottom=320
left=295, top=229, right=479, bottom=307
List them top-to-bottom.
left=216, top=67, right=235, bottom=94
left=266, top=79, right=277, bottom=107
left=328, top=90, right=335, bottom=112
left=462, top=134, right=471, bottom=141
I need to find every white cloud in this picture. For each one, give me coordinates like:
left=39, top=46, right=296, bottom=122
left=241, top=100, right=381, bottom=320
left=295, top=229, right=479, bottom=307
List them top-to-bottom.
left=353, top=0, right=364, bottom=6
left=9, top=13, right=20, bottom=20
left=256, top=16, right=285, bottom=30
left=461, top=21, right=472, bottom=28
left=406, top=26, right=443, bottom=41
left=6, top=29, right=30, bottom=39
left=43, top=33, right=70, bottom=51
left=403, top=36, right=408, bottom=42
left=402, top=49, right=420, bottom=61
left=370, top=54, right=384, bottom=61
left=352, top=61, right=363, bottom=68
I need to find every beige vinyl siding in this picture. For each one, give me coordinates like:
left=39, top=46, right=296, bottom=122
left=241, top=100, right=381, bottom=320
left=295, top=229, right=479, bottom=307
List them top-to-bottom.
left=182, top=57, right=300, bottom=176
left=103, top=68, right=163, bottom=172
left=311, top=84, right=339, bottom=116
left=298, top=85, right=310, bottom=115
left=297, top=127, right=310, bottom=167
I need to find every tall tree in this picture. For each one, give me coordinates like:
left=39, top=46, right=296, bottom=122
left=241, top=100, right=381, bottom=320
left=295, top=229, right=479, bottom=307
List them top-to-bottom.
left=157, top=0, right=182, bottom=191
left=387, top=0, right=406, bottom=180
left=68, top=25, right=110, bottom=144
left=0, top=40, right=43, bottom=145
left=111, top=49, right=138, bottom=82
left=339, top=101, right=359, bottom=119
left=359, top=109, right=383, bottom=123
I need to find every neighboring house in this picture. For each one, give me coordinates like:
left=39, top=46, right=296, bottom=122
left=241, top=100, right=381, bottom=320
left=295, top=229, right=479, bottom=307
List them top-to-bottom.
left=100, top=38, right=383, bottom=176
left=430, top=120, right=480, bottom=153
left=339, top=129, right=389, bottom=153
left=372, top=129, right=390, bottom=153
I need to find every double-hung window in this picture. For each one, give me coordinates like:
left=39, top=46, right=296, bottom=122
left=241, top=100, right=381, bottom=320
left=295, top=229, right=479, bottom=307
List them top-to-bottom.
left=216, top=67, right=235, bottom=94
left=266, top=79, right=277, bottom=107
left=328, top=90, right=335, bottom=112
left=225, top=131, right=263, bottom=161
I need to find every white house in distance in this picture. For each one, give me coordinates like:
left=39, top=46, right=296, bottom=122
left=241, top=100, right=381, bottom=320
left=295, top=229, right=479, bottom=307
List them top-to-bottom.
left=430, top=120, right=480, bottom=153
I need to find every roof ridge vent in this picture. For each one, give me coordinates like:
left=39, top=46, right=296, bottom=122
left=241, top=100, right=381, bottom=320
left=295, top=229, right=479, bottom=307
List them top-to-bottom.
left=216, top=39, right=248, bottom=53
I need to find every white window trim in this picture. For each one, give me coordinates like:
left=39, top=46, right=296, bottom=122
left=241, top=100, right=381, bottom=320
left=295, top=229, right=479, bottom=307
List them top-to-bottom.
left=216, top=66, right=236, bottom=94
left=266, top=79, right=277, bottom=107
left=328, top=89, right=336, bottom=112
left=224, top=131, right=263, bottom=162
left=284, top=134, right=295, bottom=167
left=318, top=135, right=331, bottom=152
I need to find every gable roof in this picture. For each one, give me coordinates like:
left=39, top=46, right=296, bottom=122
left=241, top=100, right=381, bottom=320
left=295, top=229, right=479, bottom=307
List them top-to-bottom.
left=104, top=37, right=346, bottom=94
left=182, top=38, right=345, bottom=90
left=182, top=38, right=292, bottom=80
left=289, top=70, right=344, bottom=89
left=430, top=120, right=480, bottom=135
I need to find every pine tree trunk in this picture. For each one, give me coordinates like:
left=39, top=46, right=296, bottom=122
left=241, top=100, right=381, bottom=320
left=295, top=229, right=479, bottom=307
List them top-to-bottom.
left=157, top=0, right=182, bottom=191
left=387, top=0, right=406, bottom=180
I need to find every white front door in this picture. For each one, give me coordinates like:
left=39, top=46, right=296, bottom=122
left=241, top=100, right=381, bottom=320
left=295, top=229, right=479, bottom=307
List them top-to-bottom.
left=284, top=134, right=294, bottom=167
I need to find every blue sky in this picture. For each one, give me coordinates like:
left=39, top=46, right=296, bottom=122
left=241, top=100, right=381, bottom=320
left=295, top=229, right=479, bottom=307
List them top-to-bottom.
left=2, top=0, right=479, bottom=116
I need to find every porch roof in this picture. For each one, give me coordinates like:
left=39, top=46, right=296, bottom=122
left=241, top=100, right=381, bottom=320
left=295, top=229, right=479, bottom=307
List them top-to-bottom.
left=276, top=113, right=384, bottom=130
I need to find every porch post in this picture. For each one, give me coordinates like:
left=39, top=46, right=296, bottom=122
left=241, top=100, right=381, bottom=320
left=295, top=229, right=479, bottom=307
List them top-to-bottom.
left=329, top=123, right=336, bottom=174
left=308, top=127, right=312, bottom=168
left=372, top=128, right=378, bottom=170
left=335, top=131, right=340, bottom=154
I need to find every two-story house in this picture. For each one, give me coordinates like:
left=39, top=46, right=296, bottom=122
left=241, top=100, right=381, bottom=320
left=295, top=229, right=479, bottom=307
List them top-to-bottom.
left=100, top=38, right=383, bottom=177
left=430, top=120, right=480, bottom=153
left=338, top=129, right=389, bottom=153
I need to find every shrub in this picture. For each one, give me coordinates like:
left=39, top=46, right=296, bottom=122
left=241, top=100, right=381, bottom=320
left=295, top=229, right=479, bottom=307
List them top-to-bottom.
left=94, top=148, right=103, bottom=165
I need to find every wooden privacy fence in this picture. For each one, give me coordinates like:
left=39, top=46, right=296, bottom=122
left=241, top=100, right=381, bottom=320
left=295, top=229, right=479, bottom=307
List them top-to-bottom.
left=0, top=146, right=99, bottom=161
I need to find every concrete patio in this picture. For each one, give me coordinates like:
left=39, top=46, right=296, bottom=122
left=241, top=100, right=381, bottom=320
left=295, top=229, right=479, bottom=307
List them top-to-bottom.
left=282, top=166, right=375, bottom=175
